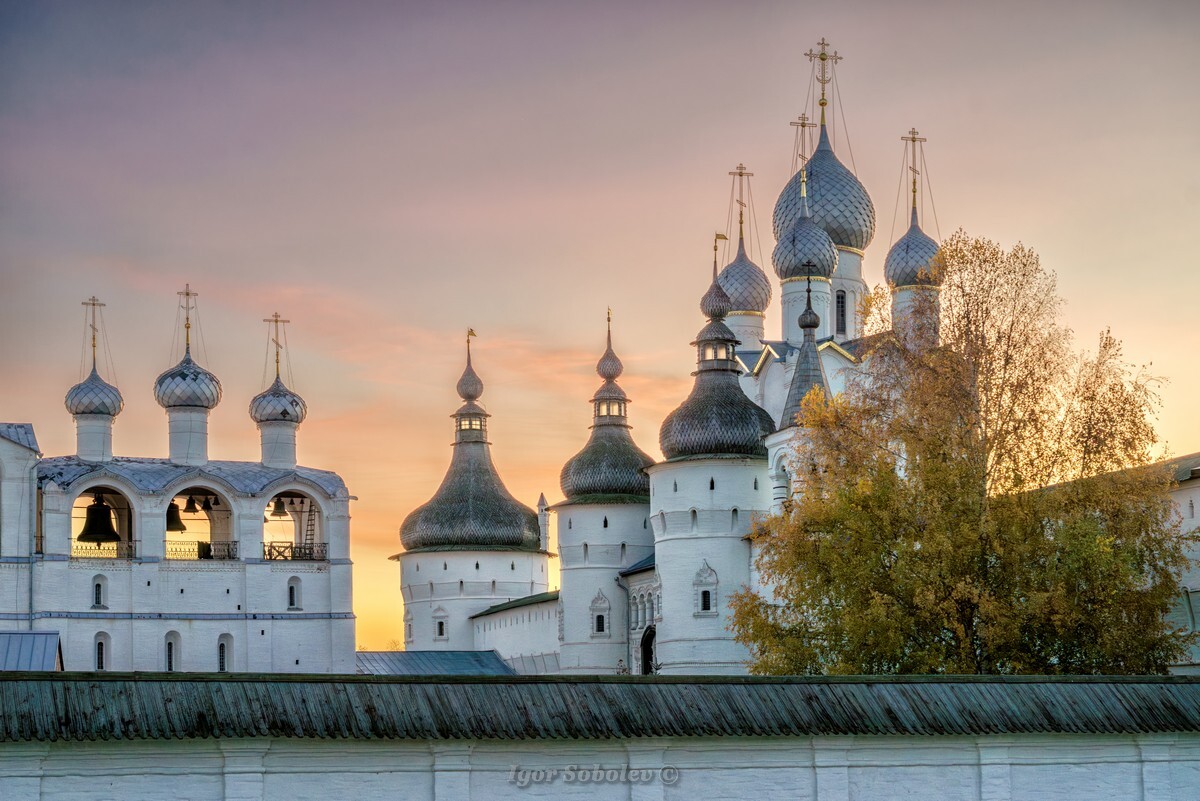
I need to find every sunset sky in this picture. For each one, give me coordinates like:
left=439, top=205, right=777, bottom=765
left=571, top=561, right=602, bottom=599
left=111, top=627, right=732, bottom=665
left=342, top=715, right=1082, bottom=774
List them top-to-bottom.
left=2, top=0, right=1197, bottom=647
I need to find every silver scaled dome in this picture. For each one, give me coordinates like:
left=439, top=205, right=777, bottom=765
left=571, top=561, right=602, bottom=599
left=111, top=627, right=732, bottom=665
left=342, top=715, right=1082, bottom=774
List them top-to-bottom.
left=773, top=125, right=876, bottom=251
left=772, top=172, right=839, bottom=281
left=884, top=207, right=940, bottom=288
left=717, top=236, right=772, bottom=314
left=659, top=269, right=776, bottom=460
left=560, top=325, right=654, bottom=502
left=399, top=346, right=540, bottom=552
left=153, top=347, right=222, bottom=410
left=65, top=366, right=124, bottom=417
left=249, top=376, right=308, bottom=424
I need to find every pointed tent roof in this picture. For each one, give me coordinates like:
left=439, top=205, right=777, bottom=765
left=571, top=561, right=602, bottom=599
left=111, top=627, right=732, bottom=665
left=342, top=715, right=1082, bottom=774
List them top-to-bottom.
left=780, top=280, right=830, bottom=427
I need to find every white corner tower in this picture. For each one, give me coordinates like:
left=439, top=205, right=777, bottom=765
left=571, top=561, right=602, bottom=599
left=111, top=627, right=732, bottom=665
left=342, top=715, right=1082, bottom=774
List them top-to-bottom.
left=649, top=252, right=777, bottom=674
left=556, top=312, right=655, bottom=674
left=395, top=333, right=549, bottom=650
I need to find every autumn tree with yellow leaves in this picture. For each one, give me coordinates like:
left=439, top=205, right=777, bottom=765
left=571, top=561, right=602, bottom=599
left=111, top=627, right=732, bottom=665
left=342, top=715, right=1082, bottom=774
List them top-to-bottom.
left=731, top=232, right=1192, bottom=674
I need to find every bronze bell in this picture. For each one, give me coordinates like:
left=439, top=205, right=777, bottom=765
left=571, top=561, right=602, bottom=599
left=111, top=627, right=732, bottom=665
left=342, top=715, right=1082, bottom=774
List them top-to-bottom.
left=78, top=493, right=120, bottom=545
left=183, top=495, right=199, bottom=514
left=201, top=496, right=213, bottom=512
left=270, top=497, right=288, bottom=517
left=166, top=501, right=187, bottom=532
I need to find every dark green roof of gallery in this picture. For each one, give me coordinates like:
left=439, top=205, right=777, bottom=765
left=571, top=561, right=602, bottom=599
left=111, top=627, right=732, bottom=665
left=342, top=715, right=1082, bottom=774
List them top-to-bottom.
left=2, top=673, right=1200, bottom=742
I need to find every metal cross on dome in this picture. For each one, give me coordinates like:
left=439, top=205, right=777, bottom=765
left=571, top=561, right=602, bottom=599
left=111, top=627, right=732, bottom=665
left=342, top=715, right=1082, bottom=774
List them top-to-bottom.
left=804, top=38, right=842, bottom=124
left=901, top=127, right=927, bottom=211
left=728, top=163, right=754, bottom=238
left=264, top=311, right=290, bottom=379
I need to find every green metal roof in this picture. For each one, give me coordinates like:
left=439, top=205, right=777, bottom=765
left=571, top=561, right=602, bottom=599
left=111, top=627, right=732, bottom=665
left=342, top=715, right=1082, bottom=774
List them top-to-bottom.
left=471, top=590, right=559, bottom=618
left=2, top=673, right=1200, bottom=742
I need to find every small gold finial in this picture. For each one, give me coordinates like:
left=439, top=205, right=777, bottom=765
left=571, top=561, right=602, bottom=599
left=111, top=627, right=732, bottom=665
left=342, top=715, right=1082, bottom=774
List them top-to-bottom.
left=805, top=38, right=842, bottom=126
left=901, top=127, right=927, bottom=215
left=177, top=284, right=199, bottom=350
left=82, top=296, right=105, bottom=368
left=263, top=312, right=290, bottom=379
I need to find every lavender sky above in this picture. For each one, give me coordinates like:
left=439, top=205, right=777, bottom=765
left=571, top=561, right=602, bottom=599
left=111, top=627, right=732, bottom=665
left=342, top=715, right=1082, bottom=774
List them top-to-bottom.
left=2, top=0, right=1197, bottom=647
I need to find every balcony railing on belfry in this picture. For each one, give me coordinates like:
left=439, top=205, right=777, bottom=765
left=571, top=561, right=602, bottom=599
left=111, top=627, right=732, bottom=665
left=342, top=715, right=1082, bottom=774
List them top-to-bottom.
left=71, top=540, right=138, bottom=559
left=165, top=541, right=239, bottom=560
left=263, top=542, right=328, bottom=561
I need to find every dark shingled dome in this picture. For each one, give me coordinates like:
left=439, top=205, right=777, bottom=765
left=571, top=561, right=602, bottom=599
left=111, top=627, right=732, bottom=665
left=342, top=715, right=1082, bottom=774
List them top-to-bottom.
left=659, top=272, right=775, bottom=460
left=561, top=324, right=654, bottom=502
left=400, top=348, right=539, bottom=552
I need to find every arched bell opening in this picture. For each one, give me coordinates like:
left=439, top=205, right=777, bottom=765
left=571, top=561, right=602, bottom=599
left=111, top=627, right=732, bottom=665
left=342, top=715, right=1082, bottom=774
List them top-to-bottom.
left=165, top=485, right=235, bottom=560
left=71, top=486, right=135, bottom=559
left=263, top=491, right=325, bottom=561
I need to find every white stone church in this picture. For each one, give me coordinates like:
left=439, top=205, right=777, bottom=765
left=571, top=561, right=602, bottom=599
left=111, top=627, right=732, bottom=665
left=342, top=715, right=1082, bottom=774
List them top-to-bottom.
left=392, top=42, right=1200, bottom=676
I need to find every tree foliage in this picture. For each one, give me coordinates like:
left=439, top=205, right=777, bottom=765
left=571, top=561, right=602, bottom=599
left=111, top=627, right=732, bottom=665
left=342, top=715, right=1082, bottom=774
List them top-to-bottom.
left=731, top=231, right=1191, bottom=675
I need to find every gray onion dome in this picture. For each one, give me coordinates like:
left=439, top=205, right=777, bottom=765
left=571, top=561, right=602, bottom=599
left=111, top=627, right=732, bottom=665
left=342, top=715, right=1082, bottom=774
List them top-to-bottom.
left=773, top=125, right=876, bottom=251
left=772, top=175, right=839, bottom=281
left=884, top=207, right=941, bottom=287
left=718, top=237, right=772, bottom=314
left=659, top=267, right=776, bottom=460
left=700, top=276, right=732, bottom=321
left=560, top=325, right=654, bottom=502
left=596, top=337, right=623, bottom=381
left=153, top=347, right=222, bottom=409
left=457, top=349, right=484, bottom=401
left=65, top=366, right=124, bottom=417
left=249, top=376, right=308, bottom=424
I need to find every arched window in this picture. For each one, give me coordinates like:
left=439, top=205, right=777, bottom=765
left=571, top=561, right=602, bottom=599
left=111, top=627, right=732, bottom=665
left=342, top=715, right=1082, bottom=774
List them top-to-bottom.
left=836, top=290, right=847, bottom=337
left=709, top=477, right=715, bottom=490
left=754, top=477, right=759, bottom=490
left=673, top=480, right=678, bottom=492
left=1191, top=500, right=1196, bottom=519
left=731, top=508, right=740, bottom=530
left=690, top=509, right=698, bottom=531
left=603, top=516, right=608, bottom=528
left=583, top=543, right=589, bottom=563
left=694, top=561, right=718, bottom=618
left=91, top=574, right=107, bottom=608
left=287, top=576, right=301, bottom=610
left=590, top=589, right=611, bottom=639
left=433, top=606, right=449, bottom=640
left=165, top=632, right=181, bottom=672
left=94, top=633, right=109, bottom=671
left=217, top=634, right=233, bottom=672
